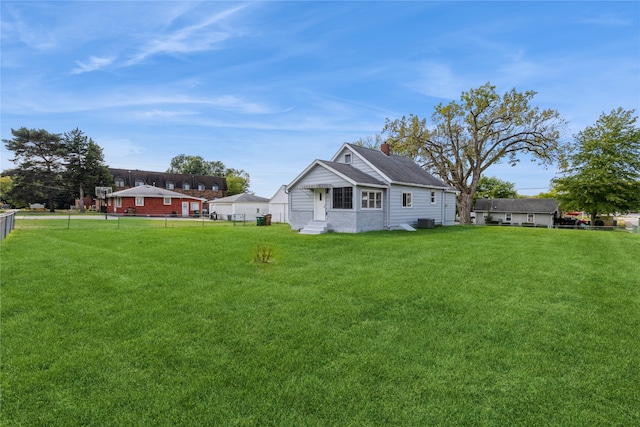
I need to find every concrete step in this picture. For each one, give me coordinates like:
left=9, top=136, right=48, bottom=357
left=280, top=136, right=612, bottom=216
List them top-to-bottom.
left=299, top=221, right=330, bottom=234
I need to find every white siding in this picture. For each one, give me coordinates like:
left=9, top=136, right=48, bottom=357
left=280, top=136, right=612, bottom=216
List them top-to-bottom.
left=334, top=147, right=386, bottom=182
left=289, top=164, right=353, bottom=230
left=388, top=185, right=442, bottom=228
left=269, top=186, right=289, bottom=223
left=444, top=191, right=457, bottom=225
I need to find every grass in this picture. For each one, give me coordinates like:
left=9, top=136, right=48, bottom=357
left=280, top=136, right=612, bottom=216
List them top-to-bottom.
left=1, top=220, right=639, bottom=426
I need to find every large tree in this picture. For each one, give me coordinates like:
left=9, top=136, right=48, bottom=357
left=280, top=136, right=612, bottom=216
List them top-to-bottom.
left=382, top=83, right=565, bottom=223
left=553, top=107, right=640, bottom=224
left=3, top=128, right=66, bottom=212
left=64, top=128, right=112, bottom=212
left=167, top=154, right=250, bottom=195
left=473, top=176, right=518, bottom=204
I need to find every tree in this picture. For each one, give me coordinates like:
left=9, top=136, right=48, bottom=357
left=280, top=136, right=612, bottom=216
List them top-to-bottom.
left=382, top=83, right=565, bottom=223
left=553, top=108, right=640, bottom=224
left=3, top=128, right=66, bottom=212
left=64, top=128, right=112, bottom=213
left=167, top=154, right=250, bottom=195
left=167, top=154, right=226, bottom=176
left=225, top=168, right=251, bottom=196
left=0, top=175, right=13, bottom=205
left=473, top=176, right=518, bottom=204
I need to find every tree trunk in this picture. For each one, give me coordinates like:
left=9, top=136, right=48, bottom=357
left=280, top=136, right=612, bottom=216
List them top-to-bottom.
left=79, top=186, right=85, bottom=213
left=457, top=192, right=473, bottom=224
left=48, top=194, right=55, bottom=213
left=590, top=211, right=598, bottom=227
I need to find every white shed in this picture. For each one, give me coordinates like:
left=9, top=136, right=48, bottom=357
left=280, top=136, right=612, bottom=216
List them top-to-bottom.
left=268, top=185, right=289, bottom=224
left=208, top=193, right=270, bottom=222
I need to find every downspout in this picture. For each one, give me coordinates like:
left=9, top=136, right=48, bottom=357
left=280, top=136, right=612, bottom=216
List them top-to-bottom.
left=385, top=185, right=391, bottom=230
left=441, top=189, right=445, bottom=225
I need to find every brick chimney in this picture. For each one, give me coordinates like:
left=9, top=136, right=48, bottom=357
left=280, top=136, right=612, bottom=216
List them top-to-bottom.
left=381, top=143, right=391, bottom=156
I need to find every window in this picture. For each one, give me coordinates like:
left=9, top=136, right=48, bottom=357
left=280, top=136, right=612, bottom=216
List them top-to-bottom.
left=344, top=153, right=352, bottom=164
left=115, top=177, right=125, bottom=187
left=135, top=178, right=145, bottom=187
left=166, top=180, right=175, bottom=190
left=183, top=181, right=190, bottom=190
left=198, top=182, right=205, bottom=191
left=212, top=184, right=219, bottom=191
left=333, top=187, right=352, bottom=209
left=361, top=191, right=382, bottom=209
left=430, top=191, right=436, bottom=204
left=402, top=192, right=412, bottom=208
left=116, top=197, right=122, bottom=208
left=135, top=197, right=144, bottom=206
left=163, top=197, right=171, bottom=205
left=190, top=202, right=199, bottom=210
left=505, top=213, right=512, bottom=222
left=527, top=213, right=535, bottom=223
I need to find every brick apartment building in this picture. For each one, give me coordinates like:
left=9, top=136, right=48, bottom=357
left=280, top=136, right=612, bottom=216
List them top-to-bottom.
left=108, top=168, right=227, bottom=201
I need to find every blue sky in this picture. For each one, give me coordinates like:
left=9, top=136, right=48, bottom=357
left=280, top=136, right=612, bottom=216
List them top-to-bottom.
left=2, top=1, right=639, bottom=198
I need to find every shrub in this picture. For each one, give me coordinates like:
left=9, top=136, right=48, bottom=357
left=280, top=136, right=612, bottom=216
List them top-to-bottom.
left=254, top=243, right=273, bottom=263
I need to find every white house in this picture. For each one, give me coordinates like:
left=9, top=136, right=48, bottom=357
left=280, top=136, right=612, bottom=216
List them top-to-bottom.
left=287, top=143, right=458, bottom=234
left=268, top=185, right=289, bottom=224
left=208, top=193, right=270, bottom=221
left=474, top=198, right=560, bottom=227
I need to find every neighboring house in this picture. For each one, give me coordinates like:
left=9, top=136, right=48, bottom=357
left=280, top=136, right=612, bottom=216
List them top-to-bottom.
left=287, top=143, right=458, bottom=233
left=109, top=168, right=227, bottom=201
left=107, top=185, right=204, bottom=217
left=268, top=185, right=289, bottom=224
left=208, top=193, right=270, bottom=221
left=474, top=198, right=559, bottom=227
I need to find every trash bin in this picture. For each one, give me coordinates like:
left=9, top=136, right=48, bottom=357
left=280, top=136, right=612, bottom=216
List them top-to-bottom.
left=194, top=210, right=200, bottom=218
left=264, top=214, right=272, bottom=226
left=256, top=216, right=264, bottom=226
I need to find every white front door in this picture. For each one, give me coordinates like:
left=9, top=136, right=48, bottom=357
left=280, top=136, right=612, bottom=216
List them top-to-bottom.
left=314, top=189, right=326, bottom=221
left=182, top=202, right=189, bottom=217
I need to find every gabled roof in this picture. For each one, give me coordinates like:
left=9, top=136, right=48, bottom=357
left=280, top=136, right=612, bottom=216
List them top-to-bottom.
left=288, top=143, right=455, bottom=191
left=343, top=143, right=453, bottom=189
left=318, top=161, right=388, bottom=187
left=108, top=185, right=203, bottom=200
left=209, top=193, right=270, bottom=203
left=474, top=198, right=559, bottom=213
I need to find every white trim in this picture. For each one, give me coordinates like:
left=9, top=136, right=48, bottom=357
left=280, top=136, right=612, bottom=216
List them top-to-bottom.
left=361, top=190, right=383, bottom=210
left=402, top=191, right=413, bottom=208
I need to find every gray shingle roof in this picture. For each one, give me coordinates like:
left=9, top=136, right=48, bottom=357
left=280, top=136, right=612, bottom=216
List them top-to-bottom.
left=347, top=144, right=452, bottom=188
left=318, top=161, right=387, bottom=186
left=109, top=185, right=203, bottom=200
left=210, top=193, right=270, bottom=203
left=474, top=198, right=559, bottom=213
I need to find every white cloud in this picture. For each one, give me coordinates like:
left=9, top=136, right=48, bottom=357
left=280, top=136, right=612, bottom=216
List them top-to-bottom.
left=123, top=4, right=248, bottom=66
left=71, top=56, right=116, bottom=74
left=409, top=61, right=462, bottom=100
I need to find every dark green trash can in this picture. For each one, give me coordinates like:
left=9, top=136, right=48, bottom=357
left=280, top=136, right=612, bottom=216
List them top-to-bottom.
left=194, top=210, right=200, bottom=218
left=256, top=216, right=264, bottom=226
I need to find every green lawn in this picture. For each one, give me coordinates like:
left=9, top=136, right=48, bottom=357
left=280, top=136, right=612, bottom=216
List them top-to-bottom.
left=2, top=221, right=639, bottom=426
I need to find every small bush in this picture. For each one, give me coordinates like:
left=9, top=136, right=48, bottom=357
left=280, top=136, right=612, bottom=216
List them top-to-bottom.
left=254, top=243, right=273, bottom=263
